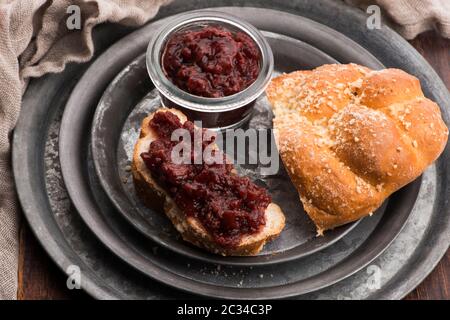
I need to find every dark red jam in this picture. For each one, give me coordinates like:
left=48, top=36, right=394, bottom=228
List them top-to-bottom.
left=162, top=25, right=261, bottom=98
left=140, top=111, right=270, bottom=248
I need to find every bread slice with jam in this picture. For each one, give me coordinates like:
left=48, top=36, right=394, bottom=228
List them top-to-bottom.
left=132, top=108, right=285, bottom=256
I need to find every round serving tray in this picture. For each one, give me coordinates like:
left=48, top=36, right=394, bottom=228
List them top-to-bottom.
left=13, top=0, right=450, bottom=299
left=59, top=6, right=426, bottom=298
left=53, top=7, right=422, bottom=297
left=61, top=10, right=414, bottom=298
left=89, top=33, right=362, bottom=267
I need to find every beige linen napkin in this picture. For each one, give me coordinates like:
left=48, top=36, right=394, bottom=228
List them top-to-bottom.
left=0, top=0, right=171, bottom=300
left=346, top=0, right=450, bottom=39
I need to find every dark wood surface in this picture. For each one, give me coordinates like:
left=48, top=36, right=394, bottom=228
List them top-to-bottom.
left=17, top=31, right=450, bottom=300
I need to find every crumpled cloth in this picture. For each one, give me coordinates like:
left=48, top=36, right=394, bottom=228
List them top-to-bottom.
left=0, top=0, right=171, bottom=300
left=0, top=0, right=449, bottom=300
left=346, top=0, right=450, bottom=39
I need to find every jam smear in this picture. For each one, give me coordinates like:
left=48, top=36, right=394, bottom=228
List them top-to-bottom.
left=162, top=25, right=260, bottom=98
left=140, top=111, right=270, bottom=248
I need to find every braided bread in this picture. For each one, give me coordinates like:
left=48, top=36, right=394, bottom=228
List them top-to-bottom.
left=266, top=64, right=448, bottom=233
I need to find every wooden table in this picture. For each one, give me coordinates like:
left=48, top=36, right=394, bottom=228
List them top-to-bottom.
left=17, top=31, right=450, bottom=300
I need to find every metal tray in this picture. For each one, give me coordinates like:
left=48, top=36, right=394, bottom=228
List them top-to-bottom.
left=13, top=0, right=450, bottom=299
left=58, top=8, right=420, bottom=298
left=89, top=34, right=361, bottom=267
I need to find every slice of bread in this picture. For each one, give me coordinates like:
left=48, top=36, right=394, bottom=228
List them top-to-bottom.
left=132, top=108, right=285, bottom=256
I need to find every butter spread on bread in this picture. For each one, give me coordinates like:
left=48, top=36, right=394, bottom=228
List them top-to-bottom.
left=266, top=64, right=448, bottom=233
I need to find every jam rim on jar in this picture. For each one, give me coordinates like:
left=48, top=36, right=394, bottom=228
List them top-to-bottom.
left=146, top=11, right=274, bottom=113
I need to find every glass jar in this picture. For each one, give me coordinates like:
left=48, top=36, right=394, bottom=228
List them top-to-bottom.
left=146, top=10, right=274, bottom=129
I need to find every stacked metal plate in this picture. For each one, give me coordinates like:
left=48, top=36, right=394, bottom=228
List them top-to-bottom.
left=13, top=0, right=450, bottom=299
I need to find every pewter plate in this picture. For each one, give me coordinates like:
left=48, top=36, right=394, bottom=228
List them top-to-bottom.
left=13, top=1, right=449, bottom=300
left=57, top=8, right=419, bottom=298
left=89, top=33, right=361, bottom=266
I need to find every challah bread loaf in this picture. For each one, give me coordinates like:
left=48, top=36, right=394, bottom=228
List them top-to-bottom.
left=266, top=64, right=448, bottom=233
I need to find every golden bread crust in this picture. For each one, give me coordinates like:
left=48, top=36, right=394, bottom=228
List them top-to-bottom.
left=266, top=64, right=448, bottom=231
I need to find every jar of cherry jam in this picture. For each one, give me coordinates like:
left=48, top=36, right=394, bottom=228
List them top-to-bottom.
left=146, top=11, right=274, bottom=129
